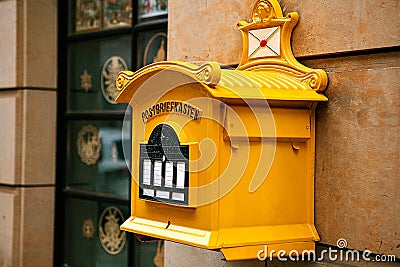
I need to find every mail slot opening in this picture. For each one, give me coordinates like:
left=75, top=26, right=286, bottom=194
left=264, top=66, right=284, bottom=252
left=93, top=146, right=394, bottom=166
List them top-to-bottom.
left=139, top=124, right=189, bottom=205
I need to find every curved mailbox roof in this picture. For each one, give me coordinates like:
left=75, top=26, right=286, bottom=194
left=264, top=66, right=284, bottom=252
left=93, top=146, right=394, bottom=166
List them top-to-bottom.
left=115, top=60, right=327, bottom=104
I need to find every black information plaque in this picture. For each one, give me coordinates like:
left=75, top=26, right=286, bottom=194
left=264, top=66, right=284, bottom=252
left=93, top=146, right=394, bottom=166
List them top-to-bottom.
left=139, top=124, right=189, bottom=205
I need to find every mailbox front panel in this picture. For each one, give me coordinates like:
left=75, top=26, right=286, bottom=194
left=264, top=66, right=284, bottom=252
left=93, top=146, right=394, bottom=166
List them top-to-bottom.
left=115, top=0, right=329, bottom=255
left=128, top=84, right=220, bottom=232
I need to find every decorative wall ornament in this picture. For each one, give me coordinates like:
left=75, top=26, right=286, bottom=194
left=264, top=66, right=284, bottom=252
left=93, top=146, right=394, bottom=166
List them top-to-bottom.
left=143, top=32, right=167, bottom=66
left=101, top=56, right=128, bottom=104
left=80, top=69, right=93, bottom=92
left=77, top=125, right=102, bottom=166
left=99, top=206, right=126, bottom=255
left=81, top=219, right=95, bottom=239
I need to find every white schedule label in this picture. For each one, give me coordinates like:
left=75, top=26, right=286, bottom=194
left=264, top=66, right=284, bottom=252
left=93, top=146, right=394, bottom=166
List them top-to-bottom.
left=143, top=159, right=151, bottom=185
left=153, top=160, right=162, bottom=186
left=165, top=161, right=173, bottom=188
left=176, top=162, right=186, bottom=189
left=143, top=188, right=154, bottom=197
left=156, top=190, right=170, bottom=199
left=172, top=192, right=185, bottom=201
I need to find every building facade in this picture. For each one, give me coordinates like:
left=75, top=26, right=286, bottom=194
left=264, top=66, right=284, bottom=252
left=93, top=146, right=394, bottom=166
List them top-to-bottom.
left=0, top=0, right=399, bottom=266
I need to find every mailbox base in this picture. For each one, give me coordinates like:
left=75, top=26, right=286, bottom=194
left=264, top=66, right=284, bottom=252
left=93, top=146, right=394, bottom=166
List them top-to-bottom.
left=121, top=216, right=319, bottom=261
left=221, top=241, right=316, bottom=261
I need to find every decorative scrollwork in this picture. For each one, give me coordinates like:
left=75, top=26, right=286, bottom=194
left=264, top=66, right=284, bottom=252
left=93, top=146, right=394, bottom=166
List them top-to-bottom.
left=116, top=62, right=221, bottom=93
left=183, top=62, right=221, bottom=87
left=195, top=64, right=215, bottom=85
left=116, top=71, right=134, bottom=91
left=299, top=71, right=326, bottom=92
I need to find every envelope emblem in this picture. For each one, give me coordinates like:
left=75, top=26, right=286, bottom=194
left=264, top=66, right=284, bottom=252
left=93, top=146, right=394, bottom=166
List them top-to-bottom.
left=248, top=27, right=280, bottom=58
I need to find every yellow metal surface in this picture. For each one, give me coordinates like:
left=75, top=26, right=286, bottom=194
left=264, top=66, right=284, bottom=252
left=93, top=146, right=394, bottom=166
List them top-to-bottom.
left=115, top=0, right=328, bottom=261
left=224, top=107, right=311, bottom=140
left=221, top=241, right=316, bottom=261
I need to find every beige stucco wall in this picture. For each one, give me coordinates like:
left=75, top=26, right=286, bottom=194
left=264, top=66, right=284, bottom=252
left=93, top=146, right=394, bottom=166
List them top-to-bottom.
left=0, top=0, right=57, bottom=266
left=166, top=0, right=399, bottom=265
left=168, top=0, right=399, bottom=64
left=308, top=52, right=399, bottom=258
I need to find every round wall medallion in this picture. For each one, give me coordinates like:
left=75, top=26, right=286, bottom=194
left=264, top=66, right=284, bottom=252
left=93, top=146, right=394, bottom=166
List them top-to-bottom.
left=143, top=32, right=167, bottom=66
left=101, top=56, right=128, bottom=104
left=76, top=125, right=101, bottom=166
left=98, top=206, right=126, bottom=255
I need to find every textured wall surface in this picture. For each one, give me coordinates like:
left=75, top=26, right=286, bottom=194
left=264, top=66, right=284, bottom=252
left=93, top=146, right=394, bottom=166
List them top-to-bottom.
left=0, top=0, right=57, bottom=266
left=0, top=0, right=17, bottom=87
left=0, top=0, right=57, bottom=89
left=16, top=0, right=57, bottom=88
left=167, top=0, right=400, bottom=265
left=168, top=0, right=400, bottom=64
left=168, top=0, right=253, bottom=65
left=309, top=52, right=400, bottom=257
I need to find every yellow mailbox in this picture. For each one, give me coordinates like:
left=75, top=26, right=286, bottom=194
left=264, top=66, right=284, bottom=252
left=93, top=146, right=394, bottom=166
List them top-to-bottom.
left=116, top=0, right=328, bottom=260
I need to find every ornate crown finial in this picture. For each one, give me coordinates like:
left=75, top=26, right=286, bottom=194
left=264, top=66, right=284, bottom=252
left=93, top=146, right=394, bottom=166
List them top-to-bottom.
left=236, top=0, right=328, bottom=92
left=251, top=0, right=277, bottom=23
